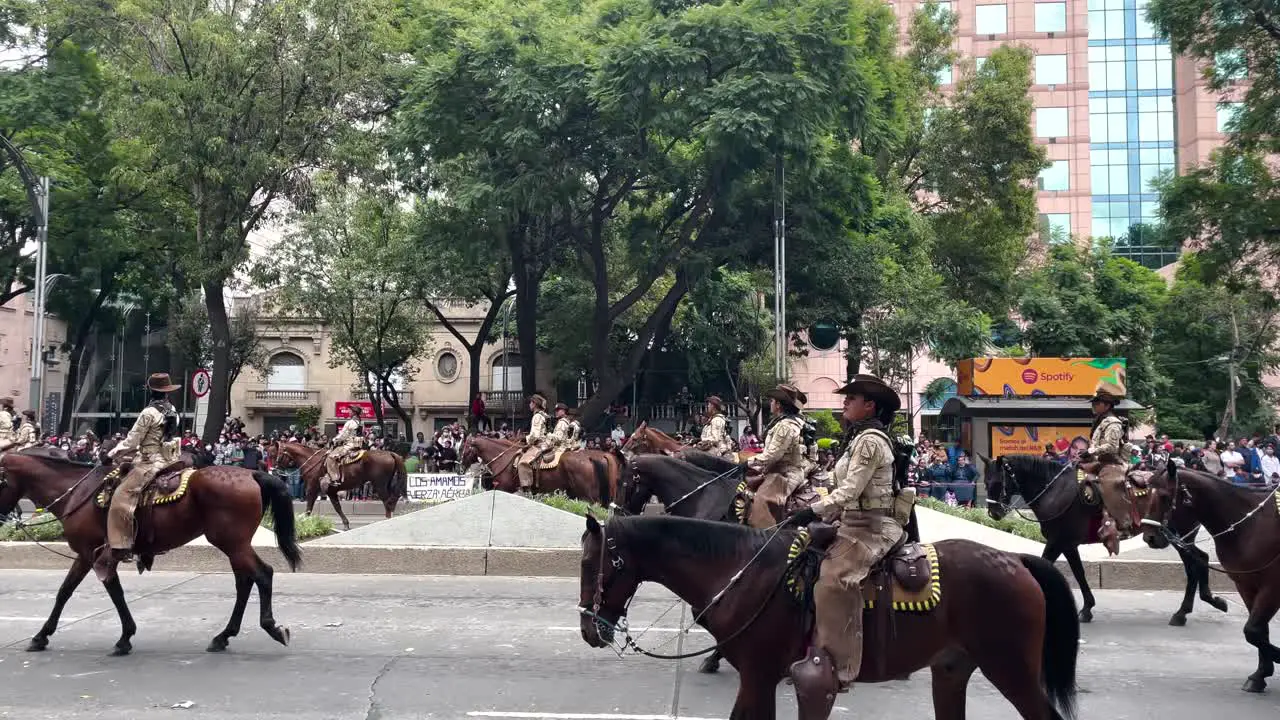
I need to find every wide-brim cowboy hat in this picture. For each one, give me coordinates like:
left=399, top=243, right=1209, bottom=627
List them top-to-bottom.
left=146, top=373, right=181, bottom=393
left=835, top=374, right=901, bottom=415
left=1089, top=380, right=1125, bottom=405
left=766, top=384, right=808, bottom=411
left=528, top=393, right=547, bottom=407
left=705, top=395, right=725, bottom=411
left=0, top=397, right=12, bottom=406
left=554, top=402, right=569, bottom=412
left=349, top=405, right=365, bottom=416
left=566, top=406, right=579, bottom=417
left=21, top=409, right=35, bottom=420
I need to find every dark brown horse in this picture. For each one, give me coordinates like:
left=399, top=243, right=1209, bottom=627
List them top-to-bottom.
left=623, top=421, right=759, bottom=461
left=459, top=434, right=623, bottom=505
left=267, top=440, right=406, bottom=530
left=0, top=448, right=300, bottom=655
left=985, top=454, right=1226, bottom=625
left=1142, top=463, right=1280, bottom=692
left=579, top=514, right=1079, bottom=720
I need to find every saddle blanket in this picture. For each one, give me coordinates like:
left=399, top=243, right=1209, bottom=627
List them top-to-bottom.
left=518, top=447, right=567, bottom=470
left=340, top=449, right=367, bottom=466
left=95, top=467, right=196, bottom=509
left=787, top=530, right=942, bottom=613
left=862, top=543, right=942, bottom=613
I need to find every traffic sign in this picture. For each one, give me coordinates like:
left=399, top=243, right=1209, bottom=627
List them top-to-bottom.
left=192, top=369, right=212, bottom=398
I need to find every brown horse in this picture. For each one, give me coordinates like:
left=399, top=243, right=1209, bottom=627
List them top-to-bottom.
left=624, top=420, right=759, bottom=461
left=459, top=434, right=623, bottom=505
left=267, top=441, right=406, bottom=530
left=0, top=448, right=300, bottom=655
left=985, top=454, right=1226, bottom=626
left=1142, top=462, right=1280, bottom=693
left=579, top=514, right=1079, bottom=720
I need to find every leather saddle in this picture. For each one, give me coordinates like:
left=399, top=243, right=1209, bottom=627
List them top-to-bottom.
left=95, top=461, right=194, bottom=510
left=795, top=522, right=933, bottom=595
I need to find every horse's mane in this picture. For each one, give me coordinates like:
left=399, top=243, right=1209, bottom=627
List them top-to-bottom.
left=15, top=447, right=95, bottom=468
left=637, top=453, right=717, bottom=480
left=999, top=454, right=1069, bottom=480
left=1164, top=464, right=1275, bottom=497
left=608, top=514, right=790, bottom=564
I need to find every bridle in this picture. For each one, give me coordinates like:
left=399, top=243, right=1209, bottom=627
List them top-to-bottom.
left=986, top=457, right=1075, bottom=523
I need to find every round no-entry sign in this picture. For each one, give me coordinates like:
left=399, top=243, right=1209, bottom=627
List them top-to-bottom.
left=192, top=369, right=212, bottom=398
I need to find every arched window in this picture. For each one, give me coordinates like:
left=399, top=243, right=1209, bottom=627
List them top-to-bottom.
left=266, top=352, right=306, bottom=391
left=490, top=352, right=522, bottom=394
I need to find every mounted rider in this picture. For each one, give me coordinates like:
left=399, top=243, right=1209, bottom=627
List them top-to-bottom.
left=97, top=373, right=182, bottom=578
left=787, top=373, right=903, bottom=693
left=1082, top=380, right=1132, bottom=536
left=746, top=384, right=808, bottom=522
left=517, top=393, right=553, bottom=491
left=695, top=395, right=734, bottom=460
left=0, top=397, right=15, bottom=453
left=322, top=405, right=365, bottom=494
left=565, top=407, right=583, bottom=449
left=0, top=409, right=39, bottom=455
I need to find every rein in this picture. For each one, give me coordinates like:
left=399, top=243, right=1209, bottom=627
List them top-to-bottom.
left=1, top=460, right=106, bottom=561
left=987, top=460, right=1075, bottom=523
left=1142, top=470, right=1280, bottom=575
left=579, top=520, right=792, bottom=660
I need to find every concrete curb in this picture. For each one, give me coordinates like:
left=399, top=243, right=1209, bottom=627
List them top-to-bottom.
left=0, top=541, right=1233, bottom=590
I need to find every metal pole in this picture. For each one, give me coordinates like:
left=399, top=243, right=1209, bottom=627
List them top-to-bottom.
left=772, top=155, right=786, bottom=380
left=27, top=177, right=49, bottom=421
left=502, top=297, right=514, bottom=431
left=143, top=311, right=152, bottom=379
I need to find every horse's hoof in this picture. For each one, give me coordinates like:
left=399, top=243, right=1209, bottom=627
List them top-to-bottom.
left=1208, top=597, right=1229, bottom=613
left=1078, top=608, right=1093, bottom=624
left=1168, top=613, right=1188, bottom=627
left=265, top=625, right=290, bottom=647
left=26, top=637, right=48, bottom=652
left=206, top=639, right=228, bottom=653
left=110, top=643, right=132, bottom=657
left=697, top=657, right=720, bottom=674
left=893, top=673, right=913, bottom=681
left=1242, top=677, right=1267, bottom=693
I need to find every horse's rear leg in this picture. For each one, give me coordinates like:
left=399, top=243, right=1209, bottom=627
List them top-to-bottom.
left=328, top=490, right=351, bottom=530
left=1061, top=546, right=1095, bottom=623
left=250, top=552, right=289, bottom=646
left=27, top=556, right=92, bottom=652
left=207, top=570, right=254, bottom=652
left=102, top=574, right=137, bottom=656
left=1241, top=589, right=1279, bottom=693
left=930, top=648, right=977, bottom=720
left=976, top=648, right=1057, bottom=720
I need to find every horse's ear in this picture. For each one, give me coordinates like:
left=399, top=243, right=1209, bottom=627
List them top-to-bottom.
left=637, top=420, right=647, bottom=431
left=977, top=453, right=991, bottom=466
left=586, top=514, right=602, bottom=535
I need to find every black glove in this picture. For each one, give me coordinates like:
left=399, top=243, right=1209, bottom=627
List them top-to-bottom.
left=788, top=506, right=818, bottom=527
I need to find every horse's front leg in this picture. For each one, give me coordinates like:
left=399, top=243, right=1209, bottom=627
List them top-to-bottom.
left=328, top=488, right=352, bottom=531
left=1062, top=546, right=1095, bottom=623
left=27, top=555, right=92, bottom=651
left=102, top=574, right=137, bottom=656
left=698, top=649, right=722, bottom=673
left=728, top=673, right=778, bottom=720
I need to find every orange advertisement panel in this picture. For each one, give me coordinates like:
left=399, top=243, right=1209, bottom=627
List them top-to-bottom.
left=957, top=357, right=1126, bottom=397
left=990, top=425, right=1092, bottom=461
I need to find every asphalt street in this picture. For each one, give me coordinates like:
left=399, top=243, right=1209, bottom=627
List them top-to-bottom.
left=0, top=572, right=1275, bottom=720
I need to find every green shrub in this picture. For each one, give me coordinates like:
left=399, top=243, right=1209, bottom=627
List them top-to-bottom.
left=807, top=409, right=843, bottom=439
left=533, top=492, right=609, bottom=520
left=917, top=496, right=1045, bottom=543
left=261, top=512, right=335, bottom=541
left=0, top=514, right=66, bottom=542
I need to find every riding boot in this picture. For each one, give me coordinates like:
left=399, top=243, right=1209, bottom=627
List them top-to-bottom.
left=322, top=457, right=340, bottom=494
left=517, top=462, right=536, bottom=492
left=1097, top=463, right=1134, bottom=535
left=813, top=535, right=873, bottom=691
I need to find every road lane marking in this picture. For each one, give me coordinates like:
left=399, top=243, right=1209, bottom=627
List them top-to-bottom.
left=544, top=627, right=708, bottom=634
left=468, top=707, right=721, bottom=712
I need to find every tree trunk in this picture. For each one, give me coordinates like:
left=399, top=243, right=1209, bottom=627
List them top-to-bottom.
left=515, top=263, right=540, bottom=396
left=201, top=279, right=232, bottom=444
left=57, top=280, right=114, bottom=435
left=382, top=381, right=413, bottom=438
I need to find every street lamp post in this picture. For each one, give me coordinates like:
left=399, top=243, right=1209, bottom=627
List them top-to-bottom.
left=27, top=178, right=51, bottom=422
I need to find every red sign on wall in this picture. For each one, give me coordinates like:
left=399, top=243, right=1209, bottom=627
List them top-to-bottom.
left=335, top=401, right=382, bottom=419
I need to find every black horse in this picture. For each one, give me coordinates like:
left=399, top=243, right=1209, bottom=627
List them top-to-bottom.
left=621, top=453, right=742, bottom=520
left=984, top=454, right=1227, bottom=625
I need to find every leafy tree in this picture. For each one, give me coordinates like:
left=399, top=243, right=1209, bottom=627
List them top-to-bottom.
left=81, top=0, right=402, bottom=442
left=259, top=179, right=429, bottom=436
left=1016, top=244, right=1168, bottom=405
left=166, top=291, right=270, bottom=415
left=294, top=405, right=321, bottom=433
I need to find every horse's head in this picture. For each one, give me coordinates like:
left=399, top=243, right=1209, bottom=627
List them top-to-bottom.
left=621, top=422, right=649, bottom=455
left=459, top=435, right=479, bottom=468
left=98, top=437, right=120, bottom=466
left=270, top=442, right=300, bottom=470
left=0, top=450, right=96, bottom=517
left=981, top=454, right=1013, bottom=521
left=0, top=455, right=23, bottom=518
left=619, top=456, right=650, bottom=515
left=1140, top=462, right=1192, bottom=549
left=579, top=514, right=641, bottom=649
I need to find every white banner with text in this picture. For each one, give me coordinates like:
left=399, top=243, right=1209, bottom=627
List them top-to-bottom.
left=405, top=473, right=480, bottom=504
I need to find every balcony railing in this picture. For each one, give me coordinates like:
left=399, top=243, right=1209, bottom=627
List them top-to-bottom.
left=245, top=387, right=321, bottom=408
left=352, top=388, right=415, bottom=406
left=483, top=390, right=525, bottom=413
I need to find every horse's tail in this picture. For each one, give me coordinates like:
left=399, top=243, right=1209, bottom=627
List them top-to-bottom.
left=391, top=453, right=408, bottom=501
left=591, top=458, right=610, bottom=506
left=254, top=471, right=302, bottom=572
left=1019, top=553, right=1079, bottom=720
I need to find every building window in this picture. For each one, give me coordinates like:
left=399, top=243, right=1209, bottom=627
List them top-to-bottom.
left=1135, top=0, right=1157, bottom=38
left=1035, top=2, right=1067, bottom=32
left=975, top=4, right=1007, bottom=34
left=1088, top=7, right=1126, bottom=40
left=1136, top=44, right=1172, bottom=90
left=1088, top=46, right=1127, bottom=91
left=1035, top=54, right=1067, bottom=85
left=975, top=56, right=987, bottom=72
left=936, top=65, right=953, bottom=85
left=1137, top=96, right=1174, bottom=142
left=1089, top=97, right=1127, bottom=144
left=1217, top=102, right=1243, bottom=133
left=1036, top=107, right=1069, bottom=138
left=1138, top=148, right=1176, bottom=193
left=1090, top=149, right=1130, bottom=196
left=1039, top=160, right=1070, bottom=191
left=1092, top=201, right=1133, bottom=240
left=1039, top=213, right=1072, bottom=243
left=436, top=350, right=459, bottom=382
left=265, top=352, right=305, bottom=391
left=490, top=352, right=523, bottom=394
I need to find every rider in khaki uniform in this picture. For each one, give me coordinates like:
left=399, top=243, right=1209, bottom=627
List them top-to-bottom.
left=97, top=374, right=182, bottom=579
left=787, top=374, right=902, bottom=692
left=1084, top=381, right=1131, bottom=535
left=747, top=384, right=808, bottom=525
left=517, top=393, right=553, bottom=490
left=695, top=396, right=734, bottom=460
left=0, top=397, right=15, bottom=452
left=548, top=403, right=572, bottom=451
left=323, top=405, right=365, bottom=494
left=565, top=407, right=583, bottom=449
left=0, top=410, right=39, bottom=452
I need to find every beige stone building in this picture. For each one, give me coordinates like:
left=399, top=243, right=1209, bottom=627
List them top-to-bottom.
left=0, top=285, right=68, bottom=422
left=227, top=296, right=555, bottom=438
